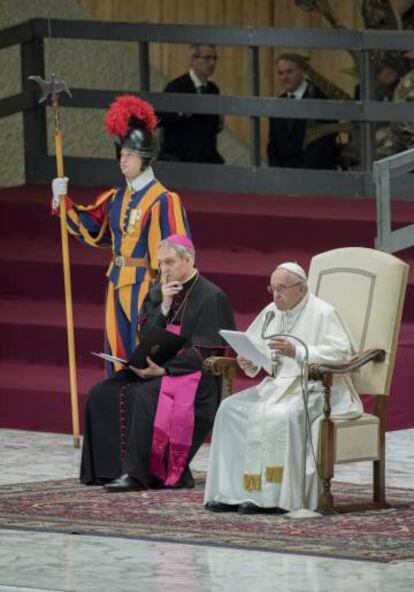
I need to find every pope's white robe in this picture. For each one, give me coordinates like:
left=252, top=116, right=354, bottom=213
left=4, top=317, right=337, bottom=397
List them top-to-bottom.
left=204, top=293, right=363, bottom=511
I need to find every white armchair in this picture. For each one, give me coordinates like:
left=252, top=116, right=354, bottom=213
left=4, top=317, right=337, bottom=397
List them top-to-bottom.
left=308, top=247, right=408, bottom=512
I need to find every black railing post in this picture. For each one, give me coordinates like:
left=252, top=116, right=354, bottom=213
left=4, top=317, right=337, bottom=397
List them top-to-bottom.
left=20, top=33, right=47, bottom=183
left=138, top=41, right=150, bottom=91
left=248, top=45, right=261, bottom=167
left=359, top=49, right=376, bottom=174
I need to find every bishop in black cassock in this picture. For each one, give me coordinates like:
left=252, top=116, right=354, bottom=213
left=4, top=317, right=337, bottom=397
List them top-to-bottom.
left=80, top=234, right=235, bottom=492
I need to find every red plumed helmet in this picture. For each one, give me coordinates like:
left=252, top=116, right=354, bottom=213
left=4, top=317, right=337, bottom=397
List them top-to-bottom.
left=104, top=95, right=158, bottom=137
left=104, top=95, right=158, bottom=162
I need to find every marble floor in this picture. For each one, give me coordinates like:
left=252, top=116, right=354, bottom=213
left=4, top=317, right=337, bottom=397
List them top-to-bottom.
left=0, top=428, right=413, bottom=592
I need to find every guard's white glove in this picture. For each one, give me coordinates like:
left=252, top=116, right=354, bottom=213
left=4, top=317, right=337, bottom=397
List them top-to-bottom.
left=51, top=177, right=69, bottom=209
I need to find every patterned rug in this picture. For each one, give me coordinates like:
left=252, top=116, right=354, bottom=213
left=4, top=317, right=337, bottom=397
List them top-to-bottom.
left=0, top=476, right=413, bottom=563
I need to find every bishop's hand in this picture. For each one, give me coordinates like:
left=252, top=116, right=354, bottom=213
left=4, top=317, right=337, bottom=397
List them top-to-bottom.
left=160, top=271, right=183, bottom=315
left=129, top=357, right=166, bottom=379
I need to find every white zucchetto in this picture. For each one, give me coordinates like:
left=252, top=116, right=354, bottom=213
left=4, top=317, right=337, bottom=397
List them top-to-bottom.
left=277, top=262, right=307, bottom=281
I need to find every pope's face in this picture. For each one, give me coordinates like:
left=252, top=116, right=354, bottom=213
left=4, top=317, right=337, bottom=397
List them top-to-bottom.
left=119, top=148, right=143, bottom=180
left=158, top=246, right=193, bottom=284
left=269, top=268, right=306, bottom=311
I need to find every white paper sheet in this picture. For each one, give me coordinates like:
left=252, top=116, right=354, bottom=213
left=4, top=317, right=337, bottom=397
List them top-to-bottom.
left=219, top=330, right=269, bottom=368
left=91, top=352, right=127, bottom=365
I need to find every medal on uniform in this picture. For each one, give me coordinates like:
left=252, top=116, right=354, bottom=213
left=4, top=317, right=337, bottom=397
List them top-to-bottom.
left=127, top=208, right=141, bottom=234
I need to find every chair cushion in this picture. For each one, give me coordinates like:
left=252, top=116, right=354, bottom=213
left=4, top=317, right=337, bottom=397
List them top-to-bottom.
left=332, top=413, right=380, bottom=463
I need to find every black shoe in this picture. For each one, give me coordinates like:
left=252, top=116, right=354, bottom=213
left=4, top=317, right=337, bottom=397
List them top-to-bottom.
left=169, top=468, right=195, bottom=489
left=104, top=474, right=143, bottom=493
left=82, top=477, right=113, bottom=486
left=169, top=477, right=195, bottom=489
left=205, top=501, right=239, bottom=513
left=238, top=502, right=287, bottom=515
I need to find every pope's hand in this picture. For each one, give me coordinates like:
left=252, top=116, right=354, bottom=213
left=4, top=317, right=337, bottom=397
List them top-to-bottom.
left=51, top=177, right=69, bottom=209
left=268, top=337, right=296, bottom=358
left=237, top=356, right=257, bottom=372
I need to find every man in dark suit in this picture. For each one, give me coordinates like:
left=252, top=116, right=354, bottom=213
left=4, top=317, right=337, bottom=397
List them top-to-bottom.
left=158, top=44, right=224, bottom=164
left=267, top=53, right=337, bottom=170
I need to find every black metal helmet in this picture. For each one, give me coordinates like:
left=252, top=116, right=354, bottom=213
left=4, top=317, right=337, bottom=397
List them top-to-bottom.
left=105, top=95, right=158, bottom=166
left=116, top=119, right=157, bottom=163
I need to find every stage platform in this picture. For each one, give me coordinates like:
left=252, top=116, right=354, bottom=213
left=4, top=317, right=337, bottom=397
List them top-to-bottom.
left=1, top=183, right=413, bottom=432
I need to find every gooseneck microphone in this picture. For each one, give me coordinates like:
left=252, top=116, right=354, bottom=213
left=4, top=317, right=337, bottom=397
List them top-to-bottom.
left=261, top=310, right=275, bottom=339
left=261, top=310, right=277, bottom=376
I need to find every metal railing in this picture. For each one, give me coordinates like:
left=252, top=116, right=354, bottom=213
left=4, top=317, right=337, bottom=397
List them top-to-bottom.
left=1, top=18, right=414, bottom=200
left=375, top=148, right=414, bottom=253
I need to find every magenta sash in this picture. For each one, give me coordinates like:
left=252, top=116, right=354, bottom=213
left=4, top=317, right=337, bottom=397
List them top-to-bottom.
left=150, top=324, right=201, bottom=486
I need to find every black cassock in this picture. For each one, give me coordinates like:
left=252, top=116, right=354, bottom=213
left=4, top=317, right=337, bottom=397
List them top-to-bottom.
left=80, top=273, right=235, bottom=487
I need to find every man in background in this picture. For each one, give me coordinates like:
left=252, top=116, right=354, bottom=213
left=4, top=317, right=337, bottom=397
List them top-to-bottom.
left=159, top=44, right=224, bottom=164
left=267, top=53, right=337, bottom=170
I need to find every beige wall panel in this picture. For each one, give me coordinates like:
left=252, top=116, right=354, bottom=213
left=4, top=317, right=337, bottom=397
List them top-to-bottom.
left=76, top=0, right=369, bottom=153
left=192, top=0, right=209, bottom=23
left=207, top=0, right=226, bottom=24
left=148, top=2, right=164, bottom=71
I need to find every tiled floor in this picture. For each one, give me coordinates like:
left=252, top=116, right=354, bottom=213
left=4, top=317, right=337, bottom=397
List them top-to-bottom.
left=0, top=428, right=413, bottom=592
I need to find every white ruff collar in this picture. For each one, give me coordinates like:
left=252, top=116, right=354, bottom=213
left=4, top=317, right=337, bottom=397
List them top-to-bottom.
left=127, top=167, right=155, bottom=192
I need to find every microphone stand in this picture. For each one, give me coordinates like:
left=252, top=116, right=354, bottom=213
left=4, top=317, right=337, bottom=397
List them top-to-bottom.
left=263, top=331, right=321, bottom=519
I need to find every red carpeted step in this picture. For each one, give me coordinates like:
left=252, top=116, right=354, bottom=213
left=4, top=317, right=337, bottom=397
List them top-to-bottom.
left=4, top=183, right=414, bottom=221
left=2, top=184, right=414, bottom=433
left=3, top=184, right=414, bottom=253
left=2, top=185, right=414, bottom=314
left=1, top=238, right=309, bottom=311
left=4, top=241, right=414, bottom=318
left=0, top=298, right=255, bottom=367
left=0, top=299, right=105, bottom=367
left=0, top=361, right=104, bottom=433
left=0, top=361, right=255, bottom=434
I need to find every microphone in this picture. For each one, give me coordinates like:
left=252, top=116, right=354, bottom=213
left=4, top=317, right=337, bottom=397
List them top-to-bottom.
left=261, top=310, right=275, bottom=339
left=261, top=310, right=277, bottom=376
left=268, top=333, right=309, bottom=368
left=270, top=350, right=278, bottom=378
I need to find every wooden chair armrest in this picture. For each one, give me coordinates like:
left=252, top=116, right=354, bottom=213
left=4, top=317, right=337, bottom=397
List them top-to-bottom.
left=203, top=348, right=385, bottom=402
left=205, top=348, right=385, bottom=380
left=308, top=348, right=385, bottom=381
left=203, top=356, right=239, bottom=376
left=203, top=356, right=239, bottom=399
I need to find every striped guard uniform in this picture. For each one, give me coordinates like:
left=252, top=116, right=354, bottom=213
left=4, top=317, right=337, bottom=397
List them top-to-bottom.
left=60, top=168, right=191, bottom=375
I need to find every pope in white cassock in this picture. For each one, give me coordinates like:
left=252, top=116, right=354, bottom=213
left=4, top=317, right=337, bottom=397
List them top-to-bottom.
left=204, top=262, right=363, bottom=514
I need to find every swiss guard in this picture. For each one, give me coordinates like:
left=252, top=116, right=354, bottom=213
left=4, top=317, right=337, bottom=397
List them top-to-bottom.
left=51, top=95, right=191, bottom=375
